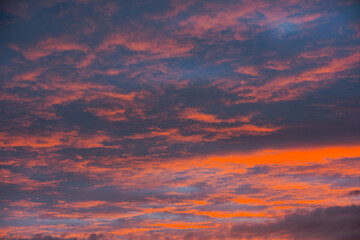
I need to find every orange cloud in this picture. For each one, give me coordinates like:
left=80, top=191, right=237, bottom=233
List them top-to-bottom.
left=98, top=32, right=193, bottom=59
left=19, top=37, right=88, bottom=60
left=231, top=50, right=360, bottom=103
left=235, top=66, right=259, bottom=76
left=12, top=68, right=46, bottom=82
left=180, top=108, right=221, bottom=123
left=0, top=131, right=112, bottom=149
left=2, top=144, right=360, bottom=238
left=208, top=145, right=360, bottom=166
left=0, top=169, right=60, bottom=190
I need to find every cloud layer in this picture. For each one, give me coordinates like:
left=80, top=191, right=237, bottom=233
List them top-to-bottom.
left=1, top=0, right=360, bottom=239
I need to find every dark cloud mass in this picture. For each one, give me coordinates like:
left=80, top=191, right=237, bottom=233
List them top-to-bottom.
left=0, top=0, right=359, bottom=239
left=347, top=190, right=360, bottom=197
left=231, top=205, right=360, bottom=240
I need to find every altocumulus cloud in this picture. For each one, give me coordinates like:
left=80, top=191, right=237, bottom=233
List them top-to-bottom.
left=10, top=205, right=360, bottom=240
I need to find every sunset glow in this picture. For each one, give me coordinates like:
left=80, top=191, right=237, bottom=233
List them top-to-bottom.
left=1, top=0, right=360, bottom=239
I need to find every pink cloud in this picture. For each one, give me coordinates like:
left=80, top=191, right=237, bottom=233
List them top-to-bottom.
left=97, top=32, right=193, bottom=59
left=16, top=38, right=88, bottom=60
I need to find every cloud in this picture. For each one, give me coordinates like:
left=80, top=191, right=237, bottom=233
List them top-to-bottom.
left=1, top=0, right=360, bottom=239
left=97, top=31, right=193, bottom=59
left=17, top=38, right=88, bottom=61
left=228, top=49, right=360, bottom=103
left=234, top=66, right=259, bottom=76
left=0, top=131, right=112, bottom=148
left=0, top=169, right=60, bottom=190
left=347, top=190, right=360, bottom=197
left=10, top=205, right=360, bottom=239
left=230, top=205, right=360, bottom=240
left=13, top=233, right=108, bottom=240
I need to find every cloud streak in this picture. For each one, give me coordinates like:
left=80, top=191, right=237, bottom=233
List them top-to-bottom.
left=1, top=0, right=359, bottom=239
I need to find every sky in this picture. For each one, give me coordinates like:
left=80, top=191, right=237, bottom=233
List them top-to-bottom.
left=0, top=0, right=360, bottom=239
